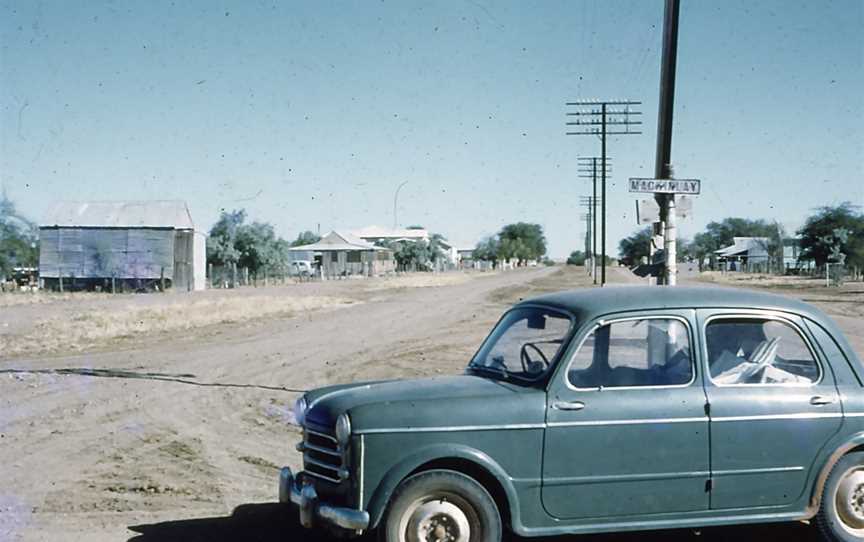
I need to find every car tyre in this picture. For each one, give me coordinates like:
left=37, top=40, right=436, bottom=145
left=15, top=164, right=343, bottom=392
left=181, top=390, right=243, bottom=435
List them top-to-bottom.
left=815, top=451, right=864, bottom=541
left=379, top=469, right=502, bottom=542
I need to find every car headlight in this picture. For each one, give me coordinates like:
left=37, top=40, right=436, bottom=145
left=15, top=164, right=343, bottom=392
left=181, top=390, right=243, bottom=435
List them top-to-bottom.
left=292, top=396, right=308, bottom=427
left=335, top=413, right=352, bottom=447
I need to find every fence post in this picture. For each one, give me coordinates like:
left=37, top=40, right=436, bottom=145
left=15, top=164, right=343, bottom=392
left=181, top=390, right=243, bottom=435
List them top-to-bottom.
left=208, top=263, right=213, bottom=289
left=232, top=263, right=237, bottom=288
left=160, top=267, right=166, bottom=292
left=59, top=275, right=64, bottom=293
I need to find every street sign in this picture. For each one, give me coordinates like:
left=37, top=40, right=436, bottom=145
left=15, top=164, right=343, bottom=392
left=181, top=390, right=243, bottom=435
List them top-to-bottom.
left=629, top=178, right=701, bottom=194
left=636, top=196, right=693, bottom=224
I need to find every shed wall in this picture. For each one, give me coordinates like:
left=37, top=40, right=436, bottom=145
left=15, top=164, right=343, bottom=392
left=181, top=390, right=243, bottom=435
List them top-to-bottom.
left=39, top=227, right=175, bottom=279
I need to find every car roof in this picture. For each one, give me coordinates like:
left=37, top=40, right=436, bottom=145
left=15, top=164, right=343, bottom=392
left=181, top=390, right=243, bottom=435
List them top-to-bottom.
left=519, top=285, right=823, bottom=322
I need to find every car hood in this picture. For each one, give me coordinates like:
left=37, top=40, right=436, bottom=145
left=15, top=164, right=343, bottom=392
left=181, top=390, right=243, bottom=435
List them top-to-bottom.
left=303, top=375, right=546, bottom=431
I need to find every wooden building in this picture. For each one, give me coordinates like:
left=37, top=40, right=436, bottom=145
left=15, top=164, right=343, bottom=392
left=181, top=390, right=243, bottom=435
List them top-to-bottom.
left=288, top=231, right=394, bottom=279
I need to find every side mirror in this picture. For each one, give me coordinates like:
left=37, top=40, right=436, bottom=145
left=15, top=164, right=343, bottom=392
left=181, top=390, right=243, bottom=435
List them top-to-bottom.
left=527, top=313, right=546, bottom=330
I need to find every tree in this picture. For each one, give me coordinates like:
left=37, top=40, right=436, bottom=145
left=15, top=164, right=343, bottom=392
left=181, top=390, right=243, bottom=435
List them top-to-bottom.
left=0, top=194, right=38, bottom=278
left=798, top=202, right=864, bottom=269
left=206, top=209, right=290, bottom=277
left=207, top=209, right=245, bottom=267
left=236, top=221, right=288, bottom=273
left=497, top=223, right=547, bottom=264
left=618, top=227, right=652, bottom=267
left=290, top=230, right=321, bottom=247
left=377, top=233, right=448, bottom=271
left=427, top=233, right=449, bottom=266
left=473, top=236, right=500, bottom=266
left=381, top=239, right=428, bottom=271
left=566, top=251, right=586, bottom=266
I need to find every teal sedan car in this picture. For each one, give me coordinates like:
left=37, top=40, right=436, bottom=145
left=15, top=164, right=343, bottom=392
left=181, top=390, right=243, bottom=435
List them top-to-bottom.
left=279, top=287, right=864, bottom=542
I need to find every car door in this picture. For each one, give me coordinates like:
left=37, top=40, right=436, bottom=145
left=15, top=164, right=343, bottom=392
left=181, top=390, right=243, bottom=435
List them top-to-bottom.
left=542, top=310, right=710, bottom=520
left=698, top=310, right=843, bottom=509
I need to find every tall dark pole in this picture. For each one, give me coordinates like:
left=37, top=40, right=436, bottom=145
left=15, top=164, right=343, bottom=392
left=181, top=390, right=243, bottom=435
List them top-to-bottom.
left=654, top=0, right=680, bottom=285
left=601, top=103, right=607, bottom=286
left=592, top=158, right=598, bottom=284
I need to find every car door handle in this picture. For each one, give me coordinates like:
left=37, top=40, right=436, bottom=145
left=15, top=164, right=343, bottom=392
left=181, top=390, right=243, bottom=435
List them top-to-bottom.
left=810, top=395, right=836, bottom=406
left=552, top=400, right=586, bottom=411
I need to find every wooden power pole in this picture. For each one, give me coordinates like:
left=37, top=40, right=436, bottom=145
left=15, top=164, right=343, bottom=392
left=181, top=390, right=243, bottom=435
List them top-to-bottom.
left=654, top=0, right=681, bottom=285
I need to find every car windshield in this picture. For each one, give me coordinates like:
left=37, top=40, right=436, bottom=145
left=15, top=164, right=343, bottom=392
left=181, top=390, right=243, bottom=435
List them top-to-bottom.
left=469, top=307, right=573, bottom=383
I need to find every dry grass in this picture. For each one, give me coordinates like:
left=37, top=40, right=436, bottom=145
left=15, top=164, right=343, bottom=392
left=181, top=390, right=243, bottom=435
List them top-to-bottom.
left=365, top=271, right=494, bottom=291
left=696, top=271, right=826, bottom=290
left=0, top=291, right=112, bottom=308
left=0, top=295, right=353, bottom=359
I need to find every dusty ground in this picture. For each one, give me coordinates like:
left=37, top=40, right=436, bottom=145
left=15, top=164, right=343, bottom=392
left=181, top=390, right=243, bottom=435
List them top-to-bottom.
left=1, top=265, right=858, bottom=542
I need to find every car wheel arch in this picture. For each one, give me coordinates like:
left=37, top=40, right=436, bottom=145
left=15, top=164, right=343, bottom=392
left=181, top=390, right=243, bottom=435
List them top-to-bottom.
left=809, top=431, right=864, bottom=514
left=366, top=444, right=520, bottom=531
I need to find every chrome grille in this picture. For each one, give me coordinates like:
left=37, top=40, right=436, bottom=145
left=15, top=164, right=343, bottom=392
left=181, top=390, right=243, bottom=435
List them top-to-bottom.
left=303, top=424, right=344, bottom=483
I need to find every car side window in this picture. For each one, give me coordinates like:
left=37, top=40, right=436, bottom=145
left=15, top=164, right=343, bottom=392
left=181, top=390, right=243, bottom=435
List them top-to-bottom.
left=569, top=318, right=693, bottom=388
left=705, top=318, right=819, bottom=386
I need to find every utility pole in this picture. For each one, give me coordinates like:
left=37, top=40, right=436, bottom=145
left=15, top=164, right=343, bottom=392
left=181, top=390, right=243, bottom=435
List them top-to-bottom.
left=654, top=0, right=681, bottom=285
left=567, top=101, right=641, bottom=286
left=579, top=157, right=611, bottom=284
left=579, top=195, right=602, bottom=282
left=579, top=212, right=591, bottom=272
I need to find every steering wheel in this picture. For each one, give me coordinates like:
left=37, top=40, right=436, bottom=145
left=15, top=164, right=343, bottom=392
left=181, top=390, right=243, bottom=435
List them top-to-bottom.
left=520, top=343, right=550, bottom=375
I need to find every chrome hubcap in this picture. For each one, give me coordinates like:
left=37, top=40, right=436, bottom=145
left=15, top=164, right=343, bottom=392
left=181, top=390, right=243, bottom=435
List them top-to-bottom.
left=835, top=468, right=864, bottom=535
left=403, top=499, right=470, bottom=542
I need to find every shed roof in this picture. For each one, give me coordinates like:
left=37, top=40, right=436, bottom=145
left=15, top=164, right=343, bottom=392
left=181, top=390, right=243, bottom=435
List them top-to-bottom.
left=41, top=201, right=194, bottom=230
left=288, top=230, right=390, bottom=252
left=714, top=237, right=770, bottom=257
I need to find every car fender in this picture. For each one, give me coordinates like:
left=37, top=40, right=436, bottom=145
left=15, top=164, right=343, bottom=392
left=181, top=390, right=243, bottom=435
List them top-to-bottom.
left=808, top=430, right=864, bottom=514
left=366, top=443, right=522, bottom=530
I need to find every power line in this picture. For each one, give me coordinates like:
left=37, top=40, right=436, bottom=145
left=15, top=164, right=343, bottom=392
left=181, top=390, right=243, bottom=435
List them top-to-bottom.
left=566, top=101, right=641, bottom=286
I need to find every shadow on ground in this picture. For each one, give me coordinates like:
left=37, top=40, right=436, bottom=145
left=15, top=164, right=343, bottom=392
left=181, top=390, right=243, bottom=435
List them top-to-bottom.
left=127, top=503, right=818, bottom=542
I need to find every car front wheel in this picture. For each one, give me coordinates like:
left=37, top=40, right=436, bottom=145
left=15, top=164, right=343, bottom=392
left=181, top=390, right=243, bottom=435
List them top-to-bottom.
left=815, top=451, right=864, bottom=541
left=379, top=469, right=502, bottom=542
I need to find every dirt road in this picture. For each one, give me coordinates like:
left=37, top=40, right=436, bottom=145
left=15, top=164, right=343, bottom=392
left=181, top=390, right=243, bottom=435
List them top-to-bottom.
left=1, top=265, right=855, bottom=542
left=2, top=267, right=568, bottom=541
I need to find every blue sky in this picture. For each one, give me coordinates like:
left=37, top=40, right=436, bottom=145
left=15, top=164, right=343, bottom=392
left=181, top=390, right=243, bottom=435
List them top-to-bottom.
left=1, top=0, right=862, bottom=257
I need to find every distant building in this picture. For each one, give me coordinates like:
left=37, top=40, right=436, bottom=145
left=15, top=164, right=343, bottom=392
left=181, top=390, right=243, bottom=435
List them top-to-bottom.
left=39, top=200, right=206, bottom=291
left=351, top=225, right=429, bottom=244
left=352, top=225, right=458, bottom=269
left=288, top=230, right=394, bottom=279
left=714, top=237, right=770, bottom=272
left=782, top=238, right=815, bottom=272
left=457, top=248, right=475, bottom=269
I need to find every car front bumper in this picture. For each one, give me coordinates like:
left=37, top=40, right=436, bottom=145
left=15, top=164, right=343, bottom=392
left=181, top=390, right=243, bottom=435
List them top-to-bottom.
left=279, top=466, right=370, bottom=531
